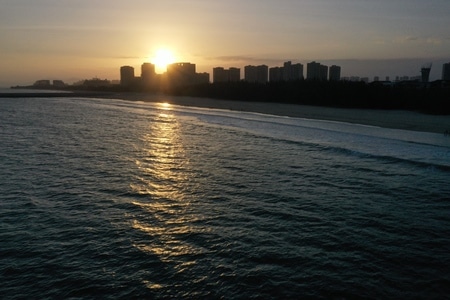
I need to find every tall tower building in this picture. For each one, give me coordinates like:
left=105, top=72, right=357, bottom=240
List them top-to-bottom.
left=283, top=61, right=292, bottom=81
left=306, top=61, right=321, bottom=80
left=167, top=62, right=196, bottom=87
left=442, top=62, right=450, bottom=81
left=141, top=63, right=156, bottom=86
left=291, top=63, right=304, bottom=80
left=421, top=63, right=432, bottom=83
left=244, top=65, right=258, bottom=83
left=244, top=65, right=267, bottom=83
left=256, top=65, right=268, bottom=83
left=319, top=65, right=328, bottom=81
left=329, top=65, right=341, bottom=81
left=120, top=66, right=135, bottom=86
left=213, top=67, right=228, bottom=83
left=213, top=67, right=240, bottom=82
left=269, top=67, right=283, bottom=82
left=228, top=68, right=241, bottom=82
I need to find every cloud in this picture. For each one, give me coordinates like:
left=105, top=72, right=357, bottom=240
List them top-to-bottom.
left=399, top=35, right=447, bottom=45
left=405, top=36, right=419, bottom=41
left=206, top=55, right=286, bottom=65
left=209, top=55, right=261, bottom=62
left=114, top=56, right=143, bottom=60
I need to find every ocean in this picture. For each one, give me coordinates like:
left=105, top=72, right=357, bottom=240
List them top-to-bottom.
left=1, top=96, right=449, bottom=299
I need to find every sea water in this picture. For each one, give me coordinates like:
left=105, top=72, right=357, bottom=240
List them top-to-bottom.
left=1, top=97, right=449, bottom=299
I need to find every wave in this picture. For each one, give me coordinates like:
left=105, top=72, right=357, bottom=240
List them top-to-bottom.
left=86, top=97, right=450, bottom=171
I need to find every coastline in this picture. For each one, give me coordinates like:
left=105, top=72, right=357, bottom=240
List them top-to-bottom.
left=2, top=91, right=450, bottom=134
left=100, top=92, right=450, bottom=134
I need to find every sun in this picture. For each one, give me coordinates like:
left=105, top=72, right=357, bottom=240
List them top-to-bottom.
left=151, top=48, right=175, bottom=73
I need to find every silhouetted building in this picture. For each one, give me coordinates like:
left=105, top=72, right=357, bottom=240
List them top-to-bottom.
left=281, top=61, right=303, bottom=81
left=283, top=61, right=292, bottom=81
left=306, top=61, right=321, bottom=80
left=307, top=61, right=328, bottom=80
left=167, top=62, right=196, bottom=87
left=270, top=62, right=303, bottom=82
left=442, top=62, right=450, bottom=81
left=141, top=63, right=156, bottom=86
left=291, top=63, right=304, bottom=80
left=421, top=63, right=432, bottom=83
left=244, top=65, right=268, bottom=83
left=244, top=65, right=257, bottom=82
left=256, top=65, right=268, bottom=83
left=319, top=65, right=328, bottom=81
left=329, top=65, right=341, bottom=81
left=120, top=66, right=135, bottom=86
left=213, top=67, right=240, bottom=83
left=213, top=67, right=228, bottom=83
left=269, top=67, right=283, bottom=82
left=228, top=68, right=240, bottom=82
left=196, top=72, right=210, bottom=84
left=374, top=76, right=379, bottom=82
left=397, top=76, right=410, bottom=82
left=83, top=78, right=111, bottom=88
left=33, top=80, right=51, bottom=87
left=52, top=80, right=66, bottom=87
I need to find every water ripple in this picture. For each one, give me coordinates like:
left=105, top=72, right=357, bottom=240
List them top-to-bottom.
left=1, top=98, right=449, bottom=299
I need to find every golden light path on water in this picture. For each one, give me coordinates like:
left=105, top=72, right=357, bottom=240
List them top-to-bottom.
left=129, top=103, right=206, bottom=290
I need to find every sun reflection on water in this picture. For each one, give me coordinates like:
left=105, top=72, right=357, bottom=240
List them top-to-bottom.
left=129, top=108, right=206, bottom=287
left=132, top=109, right=189, bottom=201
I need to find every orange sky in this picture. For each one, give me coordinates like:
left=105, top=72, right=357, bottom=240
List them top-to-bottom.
left=1, top=0, right=449, bottom=86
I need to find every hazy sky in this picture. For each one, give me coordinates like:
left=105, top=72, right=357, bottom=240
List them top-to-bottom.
left=1, top=0, right=449, bottom=86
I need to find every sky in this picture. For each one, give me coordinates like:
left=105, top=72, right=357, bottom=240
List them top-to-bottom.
left=1, top=0, right=449, bottom=86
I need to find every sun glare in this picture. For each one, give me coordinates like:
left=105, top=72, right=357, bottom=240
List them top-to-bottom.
left=152, top=48, right=175, bottom=73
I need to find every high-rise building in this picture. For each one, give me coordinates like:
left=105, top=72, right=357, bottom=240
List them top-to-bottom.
left=283, top=61, right=292, bottom=81
left=306, top=61, right=321, bottom=80
left=307, top=61, right=328, bottom=80
left=167, top=62, right=196, bottom=86
left=269, top=62, right=303, bottom=82
left=442, top=62, right=450, bottom=81
left=141, top=63, right=155, bottom=85
left=291, top=63, right=304, bottom=80
left=421, top=63, right=432, bottom=83
left=244, top=65, right=257, bottom=82
left=245, top=65, right=268, bottom=83
left=256, top=65, right=268, bottom=83
left=319, top=65, right=328, bottom=81
left=329, top=65, right=341, bottom=81
left=120, top=66, right=135, bottom=86
left=213, top=67, right=240, bottom=82
left=213, top=67, right=228, bottom=83
left=269, top=67, right=283, bottom=82
left=228, top=68, right=241, bottom=82
left=196, top=72, right=210, bottom=84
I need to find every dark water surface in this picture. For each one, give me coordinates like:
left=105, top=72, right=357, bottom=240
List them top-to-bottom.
left=1, top=97, right=449, bottom=299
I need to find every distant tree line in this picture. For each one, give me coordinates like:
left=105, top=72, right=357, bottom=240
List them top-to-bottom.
left=14, top=78, right=450, bottom=114
left=168, top=80, right=450, bottom=115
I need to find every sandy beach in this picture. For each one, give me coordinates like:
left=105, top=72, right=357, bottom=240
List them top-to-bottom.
left=2, top=90, right=450, bottom=134
left=99, top=92, right=450, bottom=134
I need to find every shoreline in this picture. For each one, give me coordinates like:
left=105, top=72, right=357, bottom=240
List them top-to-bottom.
left=2, top=91, right=450, bottom=134
left=100, top=92, right=450, bottom=134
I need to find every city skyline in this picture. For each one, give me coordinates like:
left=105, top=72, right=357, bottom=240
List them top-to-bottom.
left=1, top=0, right=450, bottom=86
left=18, top=59, right=450, bottom=89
